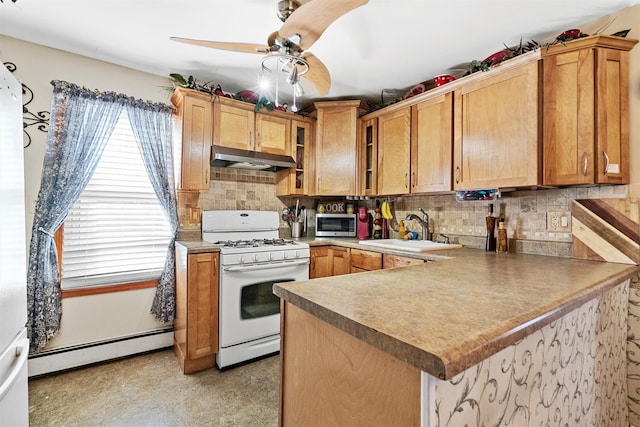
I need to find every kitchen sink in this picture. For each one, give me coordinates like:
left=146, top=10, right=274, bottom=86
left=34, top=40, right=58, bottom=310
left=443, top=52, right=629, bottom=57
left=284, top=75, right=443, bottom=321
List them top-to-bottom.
left=357, top=239, right=462, bottom=252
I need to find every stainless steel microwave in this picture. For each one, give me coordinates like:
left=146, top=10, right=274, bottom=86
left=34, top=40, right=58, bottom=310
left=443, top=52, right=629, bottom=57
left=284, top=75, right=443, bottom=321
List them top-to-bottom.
left=315, top=213, right=357, bottom=237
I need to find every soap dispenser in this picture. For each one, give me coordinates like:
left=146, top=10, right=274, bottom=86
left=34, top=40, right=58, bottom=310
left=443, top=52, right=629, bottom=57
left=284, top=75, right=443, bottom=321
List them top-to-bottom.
left=398, top=220, right=407, bottom=239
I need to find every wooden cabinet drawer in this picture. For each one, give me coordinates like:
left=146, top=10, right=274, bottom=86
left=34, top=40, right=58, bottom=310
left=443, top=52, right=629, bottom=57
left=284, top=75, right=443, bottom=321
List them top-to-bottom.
left=350, top=249, right=382, bottom=271
left=383, top=254, right=424, bottom=269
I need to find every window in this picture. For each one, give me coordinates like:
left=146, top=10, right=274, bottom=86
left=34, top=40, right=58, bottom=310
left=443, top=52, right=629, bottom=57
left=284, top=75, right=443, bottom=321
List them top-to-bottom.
left=60, top=111, right=172, bottom=290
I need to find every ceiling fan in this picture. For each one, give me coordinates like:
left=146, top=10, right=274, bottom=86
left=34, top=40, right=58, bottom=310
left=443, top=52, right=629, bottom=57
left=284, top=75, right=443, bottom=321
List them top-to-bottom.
left=170, top=0, right=368, bottom=97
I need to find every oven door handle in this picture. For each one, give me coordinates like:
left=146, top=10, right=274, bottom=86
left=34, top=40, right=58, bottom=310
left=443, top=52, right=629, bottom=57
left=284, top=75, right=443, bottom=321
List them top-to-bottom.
left=223, top=259, right=310, bottom=272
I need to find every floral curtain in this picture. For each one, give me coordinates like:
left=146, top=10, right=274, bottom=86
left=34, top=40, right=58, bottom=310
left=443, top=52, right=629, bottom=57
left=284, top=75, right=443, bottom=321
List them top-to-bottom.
left=27, top=81, right=124, bottom=352
left=127, top=102, right=178, bottom=323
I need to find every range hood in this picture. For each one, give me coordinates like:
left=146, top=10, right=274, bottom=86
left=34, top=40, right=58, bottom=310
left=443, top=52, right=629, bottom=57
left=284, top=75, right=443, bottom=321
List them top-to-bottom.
left=210, top=145, right=296, bottom=172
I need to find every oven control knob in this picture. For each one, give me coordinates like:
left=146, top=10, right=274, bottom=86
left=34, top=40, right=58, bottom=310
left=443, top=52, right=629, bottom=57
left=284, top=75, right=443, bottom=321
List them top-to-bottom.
left=295, top=251, right=300, bottom=258
left=283, top=252, right=289, bottom=259
left=269, top=253, right=274, bottom=261
left=253, top=254, right=259, bottom=262
left=238, top=255, right=245, bottom=264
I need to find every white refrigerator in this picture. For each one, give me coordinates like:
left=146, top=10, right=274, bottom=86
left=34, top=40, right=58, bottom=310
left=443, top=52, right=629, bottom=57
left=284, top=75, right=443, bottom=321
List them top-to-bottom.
left=0, top=62, right=30, bottom=425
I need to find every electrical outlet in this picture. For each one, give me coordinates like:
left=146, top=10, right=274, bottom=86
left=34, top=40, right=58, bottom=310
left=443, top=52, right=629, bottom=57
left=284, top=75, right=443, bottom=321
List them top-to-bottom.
left=189, top=207, right=201, bottom=223
left=547, top=211, right=572, bottom=232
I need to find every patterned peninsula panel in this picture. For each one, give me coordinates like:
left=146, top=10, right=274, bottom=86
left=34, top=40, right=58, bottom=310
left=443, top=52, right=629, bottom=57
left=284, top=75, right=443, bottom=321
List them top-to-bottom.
left=627, top=273, right=640, bottom=425
left=428, top=280, right=629, bottom=426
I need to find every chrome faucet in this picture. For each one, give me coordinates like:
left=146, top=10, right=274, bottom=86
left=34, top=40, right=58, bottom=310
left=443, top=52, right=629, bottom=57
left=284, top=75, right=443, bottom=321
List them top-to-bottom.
left=405, top=208, right=432, bottom=240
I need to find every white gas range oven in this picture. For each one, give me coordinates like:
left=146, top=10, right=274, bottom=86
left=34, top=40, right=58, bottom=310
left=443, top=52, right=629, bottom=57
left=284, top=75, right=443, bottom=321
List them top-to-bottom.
left=202, top=210, right=310, bottom=368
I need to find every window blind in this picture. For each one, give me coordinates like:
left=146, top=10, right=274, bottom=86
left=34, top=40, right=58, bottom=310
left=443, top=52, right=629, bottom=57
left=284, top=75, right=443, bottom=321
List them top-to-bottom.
left=61, top=111, right=172, bottom=289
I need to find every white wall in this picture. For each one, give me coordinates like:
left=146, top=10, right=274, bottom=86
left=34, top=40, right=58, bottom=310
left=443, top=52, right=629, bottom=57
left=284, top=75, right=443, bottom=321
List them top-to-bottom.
left=0, top=35, right=173, bottom=350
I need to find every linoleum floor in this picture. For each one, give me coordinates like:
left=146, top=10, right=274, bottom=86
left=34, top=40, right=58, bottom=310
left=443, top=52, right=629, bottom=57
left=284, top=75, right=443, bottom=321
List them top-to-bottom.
left=28, top=349, right=279, bottom=427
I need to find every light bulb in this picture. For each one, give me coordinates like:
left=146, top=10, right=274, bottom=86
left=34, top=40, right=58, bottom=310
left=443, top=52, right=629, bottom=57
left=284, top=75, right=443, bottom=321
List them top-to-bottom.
left=258, top=73, right=270, bottom=90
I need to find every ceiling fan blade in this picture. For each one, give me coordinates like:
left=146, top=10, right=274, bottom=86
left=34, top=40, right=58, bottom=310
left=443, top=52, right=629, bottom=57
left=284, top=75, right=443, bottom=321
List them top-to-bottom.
left=279, top=0, right=368, bottom=50
left=170, top=37, right=271, bottom=54
left=301, top=52, right=331, bottom=96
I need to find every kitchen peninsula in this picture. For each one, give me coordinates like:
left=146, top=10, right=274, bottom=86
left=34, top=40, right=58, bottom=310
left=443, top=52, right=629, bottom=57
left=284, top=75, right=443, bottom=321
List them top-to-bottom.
left=274, top=248, right=639, bottom=426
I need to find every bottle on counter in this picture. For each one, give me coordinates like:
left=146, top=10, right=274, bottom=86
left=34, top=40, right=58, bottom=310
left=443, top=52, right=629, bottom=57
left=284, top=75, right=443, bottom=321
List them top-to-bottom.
left=485, top=203, right=496, bottom=252
left=497, top=217, right=508, bottom=253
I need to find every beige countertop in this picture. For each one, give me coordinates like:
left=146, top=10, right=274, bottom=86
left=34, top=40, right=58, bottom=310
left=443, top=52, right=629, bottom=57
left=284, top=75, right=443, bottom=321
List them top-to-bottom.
left=175, top=240, right=221, bottom=253
left=273, top=247, right=639, bottom=380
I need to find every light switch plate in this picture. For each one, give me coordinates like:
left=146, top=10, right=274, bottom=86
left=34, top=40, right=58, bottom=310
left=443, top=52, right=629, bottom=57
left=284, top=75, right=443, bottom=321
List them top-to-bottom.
left=547, top=211, right=572, bottom=232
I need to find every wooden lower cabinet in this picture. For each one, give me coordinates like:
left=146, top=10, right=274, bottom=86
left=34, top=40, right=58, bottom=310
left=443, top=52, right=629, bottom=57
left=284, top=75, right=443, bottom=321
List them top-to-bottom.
left=310, top=246, right=351, bottom=278
left=315, top=246, right=425, bottom=277
left=174, top=247, right=219, bottom=374
left=350, top=248, right=382, bottom=272
left=383, top=254, right=425, bottom=269
left=280, top=302, right=421, bottom=426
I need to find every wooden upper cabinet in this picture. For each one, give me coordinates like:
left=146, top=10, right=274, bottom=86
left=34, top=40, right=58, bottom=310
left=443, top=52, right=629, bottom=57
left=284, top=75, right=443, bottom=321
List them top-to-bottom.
left=542, top=36, right=637, bottom=186
left=453, top=59, right=540, bottom=190
left=171, top=88, right=212, bottom=191
left=411, top=92, right=453, bottom=193
left=214, top=97, right=294, bottom=156
left=213, top=99, right=255, bottom=151
left=313, top=100, right=362, bottom=196
left=377, top=107, right=411, bottom=195
left=256, top=112, right=291, bottom=156
left=358, top=117, right=378, bottom=196
left=277, top=118, right=313, bottom=196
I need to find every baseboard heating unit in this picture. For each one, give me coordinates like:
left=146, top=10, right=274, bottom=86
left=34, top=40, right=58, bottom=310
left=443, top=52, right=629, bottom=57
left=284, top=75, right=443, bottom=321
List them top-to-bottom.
left=27, top=328, right=173, bottom=377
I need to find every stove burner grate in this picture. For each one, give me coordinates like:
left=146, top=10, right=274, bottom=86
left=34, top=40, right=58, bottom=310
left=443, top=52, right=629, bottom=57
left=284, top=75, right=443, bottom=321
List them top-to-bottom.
left=213, top=238, right=295, bottom=248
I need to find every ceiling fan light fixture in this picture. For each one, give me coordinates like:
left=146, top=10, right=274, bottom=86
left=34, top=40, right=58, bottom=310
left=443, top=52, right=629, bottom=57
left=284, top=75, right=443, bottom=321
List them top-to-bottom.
left=277, top=0, right=301, bottom=22
left=259, top=52, right=309, bottom=107
left=286, top=62, right=299, bottom=85
left=258, top=64, right=272, bottom=90
left=258, top=74, right=271, bottom=90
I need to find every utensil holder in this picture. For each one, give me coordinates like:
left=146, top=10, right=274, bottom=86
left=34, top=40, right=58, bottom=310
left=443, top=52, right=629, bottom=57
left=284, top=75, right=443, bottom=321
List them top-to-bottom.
left=291, top=222, right=304, bottom=238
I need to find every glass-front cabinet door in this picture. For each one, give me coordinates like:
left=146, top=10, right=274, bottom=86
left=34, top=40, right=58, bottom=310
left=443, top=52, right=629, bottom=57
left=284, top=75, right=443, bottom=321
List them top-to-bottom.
left=358, top=117, right=377, bottom=196
left=276, top=118, right=312, bottom=196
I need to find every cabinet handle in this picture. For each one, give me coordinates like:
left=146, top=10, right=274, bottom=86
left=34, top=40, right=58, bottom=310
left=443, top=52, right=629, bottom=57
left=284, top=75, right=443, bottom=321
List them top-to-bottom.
left=602, top=151, right=610, bottom=175
left=582, top=152, right=588, bottom=176
left=455, top=166, right=460, bottom=184
left=206, top=168, right=209, bottom=184
left=412, top=171, right=416, bottom=188
left=404, top=173, right=408, bottom=189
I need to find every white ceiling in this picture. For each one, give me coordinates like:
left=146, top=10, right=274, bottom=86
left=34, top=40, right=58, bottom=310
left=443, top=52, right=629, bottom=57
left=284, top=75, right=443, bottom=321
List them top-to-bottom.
left=1, top=0, right=638, bottom=109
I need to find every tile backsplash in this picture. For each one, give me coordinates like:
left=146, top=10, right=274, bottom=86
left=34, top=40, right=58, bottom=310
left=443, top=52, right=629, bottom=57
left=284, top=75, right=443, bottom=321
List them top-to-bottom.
left=177, top=167, right=630, bottom=257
